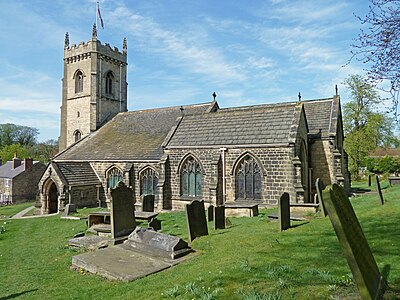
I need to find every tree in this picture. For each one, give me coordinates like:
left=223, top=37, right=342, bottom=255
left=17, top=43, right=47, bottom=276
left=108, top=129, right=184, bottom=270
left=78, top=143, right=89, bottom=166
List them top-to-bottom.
left=351, top=0, right=400, bottom=115
left=343, top=75, right=398, bottom=174
left=0, top=123, right=39, bottom=147
left=30, top=139, right=59, bottom=163
left=0, top=144, right=31, bottom=163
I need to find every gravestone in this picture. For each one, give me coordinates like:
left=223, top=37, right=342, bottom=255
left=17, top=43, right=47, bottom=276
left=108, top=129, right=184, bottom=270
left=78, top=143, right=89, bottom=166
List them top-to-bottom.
left=368, top=174, right=372, bottom=187
left=375, top=175, right=385, bottom=205
left=315, top=178, right=327, bottom=217
left=110, top=182, right=136, bottom=241
left=322, top=184, right=386, bottom=300
left=278, top=192, right=290, bottom=231
left=142, top=195, right=155, bottom=212
left=185, top=200, right=208, bottom=242
left=62, top=203, right=76, bottom=217
left=207, top=205, right=214, bottom=222
left=214, top=205, right=225, bottom=230
left=148, top=218, right=161, bottom=231
left=124, top=227, right=192, bottom=259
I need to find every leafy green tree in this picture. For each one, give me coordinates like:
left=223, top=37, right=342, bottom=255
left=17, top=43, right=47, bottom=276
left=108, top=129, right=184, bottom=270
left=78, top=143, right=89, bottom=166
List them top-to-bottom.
left=343, top=75, right=398, bottom=174
left=0, top=123, right=39, bottom=147
left=0, top=144, right=31, bottom=163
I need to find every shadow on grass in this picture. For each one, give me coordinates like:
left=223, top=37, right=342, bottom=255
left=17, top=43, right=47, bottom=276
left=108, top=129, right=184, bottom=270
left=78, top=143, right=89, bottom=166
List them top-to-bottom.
left=351, top=187, right=372, bottom=194
left=290, top=221, right=309, bottom=229
left=1, top=288, right=38, bottom=300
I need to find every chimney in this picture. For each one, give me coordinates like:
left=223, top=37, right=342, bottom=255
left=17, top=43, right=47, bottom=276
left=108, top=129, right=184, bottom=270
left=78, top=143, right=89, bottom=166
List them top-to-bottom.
left=13, top=157, right=22, bottom=169
left=24, top=158, right=33, bottom=170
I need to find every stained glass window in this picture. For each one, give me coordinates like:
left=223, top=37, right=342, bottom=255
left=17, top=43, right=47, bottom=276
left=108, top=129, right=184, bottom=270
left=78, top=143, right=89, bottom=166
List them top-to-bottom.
left=236, top=155, right=262, bottom=200
left=181, top=157, right=202, bottom=197
left=108, top=167, right=123, bottom=189
left=140, top=168, right=159, bottom=196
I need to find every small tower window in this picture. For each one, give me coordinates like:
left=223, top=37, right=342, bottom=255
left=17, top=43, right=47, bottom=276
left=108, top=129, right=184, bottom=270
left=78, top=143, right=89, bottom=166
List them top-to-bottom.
left=75, top=70, right=83, bottom=93
left=105, top=71, right=114, bottom=95
left=77, top=111, right=80, bottom=117
left=74, top=130, right=82, bottom=142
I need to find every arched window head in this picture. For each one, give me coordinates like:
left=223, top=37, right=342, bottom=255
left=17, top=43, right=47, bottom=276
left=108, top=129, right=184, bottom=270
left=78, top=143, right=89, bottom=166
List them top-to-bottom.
left=75, top=70, right=84, bottom=93
left=105, top=71, right=114, bottom=95
left=74, top=130, right=82, bottom=142
left=236, top=155, right=262, bottom=200
left=181, top=156, right=202, bottom=197
left=107, top=167, right=123, bottom=190
left=140, top=168, right=159, bottom=196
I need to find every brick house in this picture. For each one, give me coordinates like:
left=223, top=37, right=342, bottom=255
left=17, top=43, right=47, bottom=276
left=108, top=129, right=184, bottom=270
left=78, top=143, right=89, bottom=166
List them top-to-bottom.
left=37, top=29, right=350, bottom=214
left=0, top=157, right=46, bottom=204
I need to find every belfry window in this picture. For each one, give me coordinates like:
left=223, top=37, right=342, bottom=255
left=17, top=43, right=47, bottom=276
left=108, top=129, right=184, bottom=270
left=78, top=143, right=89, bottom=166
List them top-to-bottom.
left=75, top=70, right=83, bottom=93
left=105, top=71, right=114, bottom=95
left=74, top=130, right=82, bottom=142
left=236, top=155, right=262, bottom=200
left=181, top=156, right=202, bottom=197
left=107, top=167, right=123, bottom=190
left=140, top=168, right=159, bottom=196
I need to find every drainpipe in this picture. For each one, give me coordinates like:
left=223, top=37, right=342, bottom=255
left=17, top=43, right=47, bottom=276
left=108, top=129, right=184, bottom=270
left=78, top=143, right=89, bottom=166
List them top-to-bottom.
left=220, top=147, right=227, bottom=205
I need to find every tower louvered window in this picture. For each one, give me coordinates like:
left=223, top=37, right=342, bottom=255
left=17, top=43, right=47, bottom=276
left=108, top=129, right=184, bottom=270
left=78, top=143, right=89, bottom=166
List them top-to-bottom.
left=75, top=70, right=83, bottom=93
left=105, top=71, right=114, bottom=95
left=236, top=155, right=262, bottom=200
left=181, top=157, right=202, bottom=197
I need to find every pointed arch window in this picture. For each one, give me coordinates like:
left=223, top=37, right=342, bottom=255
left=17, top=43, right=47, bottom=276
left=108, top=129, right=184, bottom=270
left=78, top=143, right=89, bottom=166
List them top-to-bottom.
left=75, top=70, right=83, bottom=93
left=105, top=71, right=114, bottom=95
left=74, top=130, right=82, bottom=142
left=236, top=155, right=262, bottom=200
left=181, top=157, right=202, bottom=197
left=107, top=167, right=123, bottom=190
left=140, top=168, right=159, bottom=196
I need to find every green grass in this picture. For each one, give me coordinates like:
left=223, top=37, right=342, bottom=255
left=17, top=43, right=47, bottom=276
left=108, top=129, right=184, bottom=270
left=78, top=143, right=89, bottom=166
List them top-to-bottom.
left=1, top=183, right=400, bottom=299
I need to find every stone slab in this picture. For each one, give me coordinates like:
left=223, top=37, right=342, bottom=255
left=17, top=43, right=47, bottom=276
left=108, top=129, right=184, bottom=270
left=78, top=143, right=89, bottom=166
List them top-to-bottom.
left=375, top=175, right=384, bottom=205
left=388, top=176, right=400, bottom=186
left=315, top=178, right=327, bottom=217
left=322, top=184, right=385, bottom=300
left=278, top=193, right=290, bottom=231
left=142, top=195, right=155, bottom=212
left=185, top=200, right=208, bottom=242
left=225, top=202, right=259, bottom=217
left=207, top=205, right=214, bottom=222
left=214, top=205, right=225, bottom=230
left=68, top=235, right=111, bottom=250
left=71, top=245, right=182, bottom=282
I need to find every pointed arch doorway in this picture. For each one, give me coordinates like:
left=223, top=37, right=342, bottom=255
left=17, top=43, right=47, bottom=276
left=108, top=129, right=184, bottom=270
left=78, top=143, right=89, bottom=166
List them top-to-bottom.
left=48, top=182, right=58, bottom=213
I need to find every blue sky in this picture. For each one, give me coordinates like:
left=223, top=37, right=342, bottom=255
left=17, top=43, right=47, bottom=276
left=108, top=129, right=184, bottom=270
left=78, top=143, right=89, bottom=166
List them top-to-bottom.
left=0, top=0, right=371, bottom=142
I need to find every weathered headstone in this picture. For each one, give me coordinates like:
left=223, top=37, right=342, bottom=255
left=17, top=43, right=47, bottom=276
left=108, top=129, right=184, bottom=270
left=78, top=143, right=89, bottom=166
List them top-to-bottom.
left=368, top=174, right=372, bottom=187
left=375, top=175, right=385, bottom=205
left=315, top=178, right=327, bottom=217
left=110, top=182, right=136, bottom=241
left=322, top=184, right=386, bottom=300
left=278, top=192, right=290, bottom=231
left=142, top=195, right=155, bottom=212
left=185, top=200, right=208, bottom=242
left=63, top=203, right=76, bottom=217
left=207, top=205, right=214, bottom=221
left=214, top=205, right=225, bottom=230
left=124, top=227, right=192, bottom=259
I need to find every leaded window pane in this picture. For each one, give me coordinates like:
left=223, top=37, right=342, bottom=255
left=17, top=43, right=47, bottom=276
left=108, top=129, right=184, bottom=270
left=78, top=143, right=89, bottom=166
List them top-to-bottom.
left=236, top=155, right=262, bottom=200
left=181, top=157, right=202, bottom=197
left=140, top=168, right=158, bottom=196
left=237, top=171, right=245, bottom=199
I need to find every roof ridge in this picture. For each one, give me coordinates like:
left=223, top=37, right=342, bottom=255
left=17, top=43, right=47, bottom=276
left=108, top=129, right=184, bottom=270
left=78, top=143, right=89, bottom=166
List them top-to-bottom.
left=119, top=101, right=215, bottom=115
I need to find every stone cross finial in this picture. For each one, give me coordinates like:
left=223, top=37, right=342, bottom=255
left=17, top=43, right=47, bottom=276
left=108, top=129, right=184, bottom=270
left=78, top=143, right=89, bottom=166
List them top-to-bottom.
left=92, top=23, right=97, bottom=39
left=64, top=32, right=69, bottom=49
left=123, top=37, right=127, bottom=53
left=212, top=92, right=217, bottom=101
left=298, top=92, right=301, bottom=101
left=180, top=106, right=184, bottom=116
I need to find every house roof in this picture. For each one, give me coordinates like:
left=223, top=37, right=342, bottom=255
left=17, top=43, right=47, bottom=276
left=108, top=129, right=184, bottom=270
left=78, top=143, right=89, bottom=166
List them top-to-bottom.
left=54, top=101, right=217, bottom=161
left=165, top=102, right=304, bottom=147
left=0, top=161, right=40, bottom=179
left=51, top=162, right=100, bottom=186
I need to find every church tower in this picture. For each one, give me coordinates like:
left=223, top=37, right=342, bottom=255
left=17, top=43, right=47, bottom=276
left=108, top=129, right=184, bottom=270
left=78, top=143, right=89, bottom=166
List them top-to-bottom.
left=59, top=25, right=128, bottom=151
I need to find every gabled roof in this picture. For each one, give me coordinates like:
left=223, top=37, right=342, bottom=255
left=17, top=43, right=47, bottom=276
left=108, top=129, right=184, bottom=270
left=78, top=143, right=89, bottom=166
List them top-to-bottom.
left=54, top=101, right=217, bottom=161
left=165, top=102, right=304, bottom=147
left=0, top=161, right=40, bottom=179
left=51, top=162, right=100, bottom=186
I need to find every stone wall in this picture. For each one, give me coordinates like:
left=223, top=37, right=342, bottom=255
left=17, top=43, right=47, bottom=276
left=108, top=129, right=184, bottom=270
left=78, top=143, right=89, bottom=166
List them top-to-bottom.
left=12, top=163, right=46, bottom=203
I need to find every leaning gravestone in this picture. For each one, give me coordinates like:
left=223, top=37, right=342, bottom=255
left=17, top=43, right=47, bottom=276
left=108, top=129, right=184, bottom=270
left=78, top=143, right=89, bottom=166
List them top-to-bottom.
left=368, top=174, right=372, bottom=187
left=375, top=175, right=385, bottom=205
left=315, top=178, right=327, bottom=217
left=110, top=182, right=136, bottom=242
left=322, top=184, right=385, bottom=300
left=278, top=192, right=290, bottom=231
left=142, top=195, right=155, bottom=212
left=185, top=200, right=208, bottom=242
left=207, top=205, right=214, bottom=222
left=214, top=205, right=225, bottom=230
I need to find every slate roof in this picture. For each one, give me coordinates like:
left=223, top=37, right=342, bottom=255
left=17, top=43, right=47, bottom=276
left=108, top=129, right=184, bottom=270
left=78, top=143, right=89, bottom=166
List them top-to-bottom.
left=54, top=102, right=217, bottom=161
left=165, top=102, right=303, bottom=147
left=0, top=161, right=40, bottom=179
left=52, top=162, right=100, bottom=186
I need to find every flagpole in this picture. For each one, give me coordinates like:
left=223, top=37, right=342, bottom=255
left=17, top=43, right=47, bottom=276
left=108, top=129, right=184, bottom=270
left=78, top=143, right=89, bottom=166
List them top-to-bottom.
left=96, top=2, right=98, bottom=29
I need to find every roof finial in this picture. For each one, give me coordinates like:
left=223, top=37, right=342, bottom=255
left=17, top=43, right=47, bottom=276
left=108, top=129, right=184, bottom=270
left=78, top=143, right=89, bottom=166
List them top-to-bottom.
left=92, top=23, right=97, bottom=39
left=64, top=32, right=69, bottom=49
left=123, top=37, right=127, bottom=53
left=335, top=84, right=338, bottom=96
left=212, top=92, right=217, bottom=101
left=298, top=92, right=301, bottom=102
left=180, top=106, right=184, bottom=117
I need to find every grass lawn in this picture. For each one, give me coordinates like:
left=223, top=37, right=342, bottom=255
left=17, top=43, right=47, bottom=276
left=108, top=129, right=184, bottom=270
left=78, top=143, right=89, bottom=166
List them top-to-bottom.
left=1, top=182, right=400, bottom=299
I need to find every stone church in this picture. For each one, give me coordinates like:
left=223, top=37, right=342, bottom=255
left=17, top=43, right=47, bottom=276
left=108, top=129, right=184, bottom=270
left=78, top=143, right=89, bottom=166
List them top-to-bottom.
left=38, top=27, right=350, bottom=214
